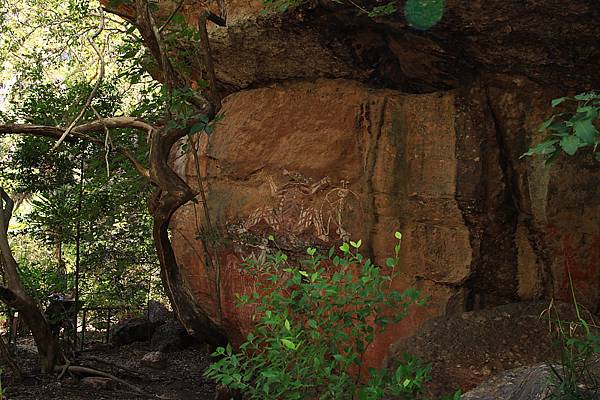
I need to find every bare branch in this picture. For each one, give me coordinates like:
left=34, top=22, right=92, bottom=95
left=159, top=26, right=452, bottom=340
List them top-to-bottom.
left=133, top=0, right=213, bottom=115
left=159, top=0, right=186, bottom=32
left=53, top=7, right=106, bottom=150
left=198, top=10, right=226, bottom=110
left=90, top=105, right=113, bottom=177
left=55, top=365, right=154, bottom=397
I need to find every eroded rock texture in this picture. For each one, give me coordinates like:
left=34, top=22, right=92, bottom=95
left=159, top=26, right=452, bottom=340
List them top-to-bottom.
left=107, top=0, right=600, bottom=386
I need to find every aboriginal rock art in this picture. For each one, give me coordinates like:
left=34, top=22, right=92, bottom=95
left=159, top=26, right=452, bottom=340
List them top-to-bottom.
left=241, top=173, right=359, bottom=244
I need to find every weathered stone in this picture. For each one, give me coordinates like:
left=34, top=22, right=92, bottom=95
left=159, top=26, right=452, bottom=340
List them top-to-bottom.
left=105, top=0, right=599, bottom=92
left=169, top=77, right=600, bottom=381
left=171, top=79, right=473, bottom=367
left=147, top=300, right=171, bottom=324
left=386, top=301, right=584, bottom=397
left=111, top=317, right=159, bottom=346
left=151, top=320, right=193, bottom=352
left=141, top=351, right=168, bottom=370
left=460, top=363, right=600, bottom=400
left=460, top=364, right=556, bottom=400
left=81, top=376, right=113, bottom=390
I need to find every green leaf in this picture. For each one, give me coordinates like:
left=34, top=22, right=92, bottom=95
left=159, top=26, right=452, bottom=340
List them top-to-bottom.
left=404, top=0, right=445, bottom=30
left=368, top=2, right=397, bottom=17
left=574, top=92, right=596, bottom=101
left=551, top=97, right=567, bottom=107
left=538, top=116, right=555, bottom=132
left=574, top=119, right=598, bottom=145
left=189, top=122, right=205, bottom=134
left=560, top=135, right=581, bottom=155
left=521, top=139, right=558, bottom=158
left=395, top=231, right=402, bottom=240
left=339, top=242, right=350, bottom=253
left=328, top=247, right=335, bottom=258
left=386, top=258, right=396, bottom=267
left=284, top=319, right=291, bottom=331
left=280, top=338, right=297, bottom=350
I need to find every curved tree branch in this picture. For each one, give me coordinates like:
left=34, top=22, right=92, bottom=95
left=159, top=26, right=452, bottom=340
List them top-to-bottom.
left=0, top=117, right=153, bottom=179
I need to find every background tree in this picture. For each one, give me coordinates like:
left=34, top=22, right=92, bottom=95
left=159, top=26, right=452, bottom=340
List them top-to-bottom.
left=0, top=0, right=229, bottom=372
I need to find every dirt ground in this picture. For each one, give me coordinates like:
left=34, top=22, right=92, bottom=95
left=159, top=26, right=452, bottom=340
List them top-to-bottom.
left=3, top=337, right=217, bottom=399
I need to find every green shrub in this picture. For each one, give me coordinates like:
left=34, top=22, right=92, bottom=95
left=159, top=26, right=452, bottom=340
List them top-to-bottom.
left=204, top=233, right=432, bottom=399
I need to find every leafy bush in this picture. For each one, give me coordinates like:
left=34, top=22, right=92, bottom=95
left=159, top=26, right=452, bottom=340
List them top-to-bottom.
left=523, top=92, right=599, bottom=162
left=205, top=233, right=432, bottom=399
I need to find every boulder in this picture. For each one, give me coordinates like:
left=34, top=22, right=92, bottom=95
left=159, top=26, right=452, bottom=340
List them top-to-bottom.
left=169, top=77, right=600, bottom=368
left=147, top=300, right=171, bottom=324
left=386, top=301, right=584, bottom=397
left=111, top=317, right=159, bottom=346
left=151, top=320, right=193, bottom=352
left=141, top=351, right=168, bottom=370
left=460, top=364, right=556, bottom=400
left=81, top=377, right=113, bottom=390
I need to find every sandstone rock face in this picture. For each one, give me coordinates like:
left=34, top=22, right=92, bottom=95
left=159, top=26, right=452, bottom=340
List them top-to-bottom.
left=105, top=0, right=600, bottom=388
left=109, top=1, right=598, bottom=92
left=170, top=77, right=600, bottom=369
left=171, top=79, right=472, bottom=366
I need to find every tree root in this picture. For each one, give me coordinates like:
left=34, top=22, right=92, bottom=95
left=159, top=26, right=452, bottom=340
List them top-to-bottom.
left=78, top=355, right=152, bottom=380
left=54, top=364, right=171, bottom=398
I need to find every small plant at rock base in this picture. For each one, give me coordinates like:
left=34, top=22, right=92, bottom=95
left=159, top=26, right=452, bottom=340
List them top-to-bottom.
left=204, top=233, right=430, bottom=399
left=544, top=285, right=600, bottom=399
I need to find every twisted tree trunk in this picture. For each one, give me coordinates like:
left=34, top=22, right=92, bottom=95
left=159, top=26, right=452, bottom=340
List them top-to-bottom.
left=0, top=0, right=230, bottom=357
left=0, top=188, right=61, bottom=373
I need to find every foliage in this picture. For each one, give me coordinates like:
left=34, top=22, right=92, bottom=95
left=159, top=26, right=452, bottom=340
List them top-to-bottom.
left=403, top=0, right=445, bottom=30
left=1, top=74, right=162, bottom=312
left=523, top=92, right=600, bottom=162
left=205, top=233, right=435, bottom=399
left=544, top=281, right=600, bottom=399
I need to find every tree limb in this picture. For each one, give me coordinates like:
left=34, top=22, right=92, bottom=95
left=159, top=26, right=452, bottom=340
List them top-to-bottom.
left=158, top=0, right=186, bottom=32
left=198, top=10, right=226, bottom=110
left=0, top=118, right=153, bottom=179
left=0, top=187, right=14, bottom=233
